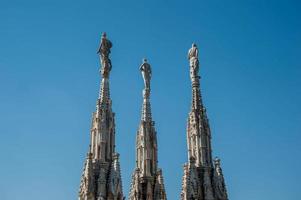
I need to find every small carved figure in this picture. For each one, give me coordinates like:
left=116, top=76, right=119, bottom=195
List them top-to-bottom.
left=97, top=33, right=113, bottom=77
left=97, top=33, right=112, bottom=57
left=188, top=43, right=199, bottom=79
left=188, top=43, right=198, bottom=59
left=140, top=58, right=152, bottom=90
left=214, top=157, right=228, bottom=199
left=214, top=158, right=222, bottom=175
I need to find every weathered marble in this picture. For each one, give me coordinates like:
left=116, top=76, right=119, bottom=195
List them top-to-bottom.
left=79, top=34, right=124, bottom=200
left=77, top=38, right=229, bottom=200
left=181, top=44, right=228, bottom=200
left=140, top=58, right=152, bottom=91
left=129, top=60, right=167, bottom=200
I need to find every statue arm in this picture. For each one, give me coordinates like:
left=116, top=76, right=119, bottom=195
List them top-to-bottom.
left=97, top=44, right=101, bottom=54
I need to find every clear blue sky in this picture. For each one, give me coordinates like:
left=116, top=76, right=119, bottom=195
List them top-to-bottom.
left=0, top=0, right=300, bottom=199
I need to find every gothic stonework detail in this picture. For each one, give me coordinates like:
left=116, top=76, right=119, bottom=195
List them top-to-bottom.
left=79, top=33, right=124, bottom=200
left=78, top=36, right=230, bottom=200
left=181, top=44, right=228, bottom=200
left=129, top=60, right=167, bottom=200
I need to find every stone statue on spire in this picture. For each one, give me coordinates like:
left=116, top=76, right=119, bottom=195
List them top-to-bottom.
left=97, top=32, right=113, bottom=78
left=79, top=34, right=124, bottom=200
left=181, top=43, right=229, bottom=200
left=188, top=43, right=199, bottom=79
left=129, top=58, right=167, bottom=200
left=140, top=58, right=152, bottom=91
left=213, top=157, right=228, bottom=199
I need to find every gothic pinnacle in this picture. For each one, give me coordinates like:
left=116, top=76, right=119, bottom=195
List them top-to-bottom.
left=79, top=34, right=124, bottom=200
left=181, top=43, right=229, bottom=200
left=129, top=59, right=167, bottom=200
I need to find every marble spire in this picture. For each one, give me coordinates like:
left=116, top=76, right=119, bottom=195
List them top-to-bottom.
left=79, top=33, right=124, bottom=200
left=181, top=44, right=228, bottom=200
left=129, top=59, right=167, bottom=200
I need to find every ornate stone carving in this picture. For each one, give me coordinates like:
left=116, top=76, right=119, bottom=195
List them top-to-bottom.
left=97, top=32, right=113, bottom=78
left=79, top=34, right=124, bottom=200
left=78, top=37, right=229, bottom=200
left=188, top=43, right=199, bottom=79
left=181, top=44, right=229, bottom=200
left=140, top=58, right=152, bottom=90
left=129, top=61, right=167, bottom=200
left=213, top=158, right=228, bottom=200
left=203, top=170, right=214, bottom=200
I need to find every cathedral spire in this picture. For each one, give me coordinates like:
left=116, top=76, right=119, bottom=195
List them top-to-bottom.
left=79, top=33, right=124, bottom=200
left=181, top=43, right=228, bottom=200
left=186, top=43, right=212, bottom=167
left=129, top=59, right=167, bottom=200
